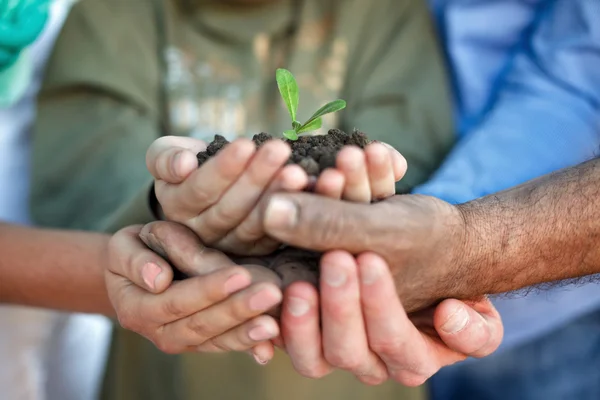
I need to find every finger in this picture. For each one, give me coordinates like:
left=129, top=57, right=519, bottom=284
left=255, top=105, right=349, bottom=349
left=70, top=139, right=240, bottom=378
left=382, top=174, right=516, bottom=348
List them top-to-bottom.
left=146, top=136, right=207, bottom=181
left=157, top=138, right=256, bottom=221
left=194, top=140, right=292, bottom=244
left=378, top=142, right=407, bottom=182
left=365, top=143, right=396, bottom=200
left=337, top=146, right=371, bottom=203
left=219, top=164, right=308, bottom=256
left=314, top=169, right=345, bottom=200
left=263, top=192, right=381, bottom=253
left=139, top=221, right=235, bottom=277
left=107, top=225, right=174, bottom=293
left=320, top=251, right=388, bottom=385
left=356, top=252, right=436, bottom=387
left=111, top=266, right=252, bottom=338
left=281, top=281, right=333, bottom=379
left=161, top=282, right=282, bottom=349
left=434, top=297, right=503, bottom=359
left=196, top=315, right=280, bottom=354
left=251, top=340, right=276, bottom=365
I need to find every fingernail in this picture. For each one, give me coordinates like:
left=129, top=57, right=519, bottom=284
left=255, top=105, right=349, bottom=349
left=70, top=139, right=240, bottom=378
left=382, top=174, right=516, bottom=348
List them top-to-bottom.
left=171, top=151, right=182, bottom=178
left=264, top=196, right=298, bottom=231
left=142, top=263, right=162, bottom=290
left=360, top=263, right=381, bottom=285
left=321, top=264, right=347, bottom=288
left=224, top=273, right=251, bottom=295
left=249, top=287, right=281, bottom=311
left=287, top=297, right=310, bottom=317
left=441, top=305, right=469, bottom=334
left=249, top=325, right=276, bottom=341
left=252, top=351, right=269, bottom=366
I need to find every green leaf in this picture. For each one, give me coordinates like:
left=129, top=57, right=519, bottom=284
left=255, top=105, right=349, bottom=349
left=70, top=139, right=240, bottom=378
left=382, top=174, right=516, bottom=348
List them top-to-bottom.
left=276, top=69, right=299, bottom=123
left=299, top=99, right=346, bottom=131
left=297, top=117, right=322, bottom=134
left=292, top=120, right=301, bottom=130
left=283, top=130, right=298, bottom=141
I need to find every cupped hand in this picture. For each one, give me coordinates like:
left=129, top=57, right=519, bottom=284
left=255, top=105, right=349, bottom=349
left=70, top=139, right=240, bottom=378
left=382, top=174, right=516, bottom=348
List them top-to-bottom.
left=147, top=136, right=405, bottom=257
left=105, top=221, right=284, bottom=364
left=278, top=251, right=503, bottom=386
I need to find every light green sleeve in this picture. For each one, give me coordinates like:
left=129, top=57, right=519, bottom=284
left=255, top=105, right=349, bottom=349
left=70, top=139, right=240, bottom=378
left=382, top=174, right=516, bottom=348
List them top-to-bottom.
left=30, top=0, right=162, bottom=233
left=341, top=0, right=455, bottom=192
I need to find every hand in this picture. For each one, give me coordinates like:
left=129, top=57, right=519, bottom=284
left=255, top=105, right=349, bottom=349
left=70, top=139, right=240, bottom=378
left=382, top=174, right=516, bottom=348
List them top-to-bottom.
left=147, top=136, right=307, bottom=256
left=147, top=137, right=405, bottom=256
left=313, top=141, right=407, bottom=203
left=262, top=193, right=466, bottom=312
left=105, top=221, right=284, bottom=364
left=278, top=251, right=503, bottom=385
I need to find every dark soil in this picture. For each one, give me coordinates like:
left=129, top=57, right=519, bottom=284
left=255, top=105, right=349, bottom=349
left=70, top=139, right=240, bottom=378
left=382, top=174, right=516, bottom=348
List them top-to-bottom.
left=194, top=129, right=372, bottom=293
left=197, top=129, right=371, bottom=176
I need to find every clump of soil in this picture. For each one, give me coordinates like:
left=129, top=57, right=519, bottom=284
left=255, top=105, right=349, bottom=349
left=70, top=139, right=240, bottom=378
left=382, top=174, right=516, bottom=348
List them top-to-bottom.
left=195, top=129, right=372, bottom=293
left=197, top=129, right=371, bottom=176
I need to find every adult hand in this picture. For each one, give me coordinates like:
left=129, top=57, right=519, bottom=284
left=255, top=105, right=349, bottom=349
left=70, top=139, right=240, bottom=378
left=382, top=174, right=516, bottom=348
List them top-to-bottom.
left=147, top=137, right=406, bottom=256
left=262, top=193, right=468, bottom=312
left=105, top=221, right=284, bottom=364
left=279, top=251, right=503, bottom=386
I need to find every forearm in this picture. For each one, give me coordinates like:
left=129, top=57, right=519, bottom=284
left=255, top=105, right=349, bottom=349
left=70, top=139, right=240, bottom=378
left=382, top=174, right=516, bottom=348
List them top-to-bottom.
left=454, top=157, right=600, bottom=297
left=0, top=223, right=114, bottom=315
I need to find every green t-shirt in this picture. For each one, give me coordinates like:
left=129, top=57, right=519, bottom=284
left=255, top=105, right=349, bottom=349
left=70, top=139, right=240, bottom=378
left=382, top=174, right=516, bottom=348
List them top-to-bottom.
left=30, top=0, right=454, bottom=399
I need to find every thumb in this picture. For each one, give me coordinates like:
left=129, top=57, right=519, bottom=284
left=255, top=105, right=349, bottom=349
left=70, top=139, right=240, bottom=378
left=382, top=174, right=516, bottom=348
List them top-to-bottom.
left=262, top=192, right=374, bottom=254
left=433, top=298, right=504, bottom=359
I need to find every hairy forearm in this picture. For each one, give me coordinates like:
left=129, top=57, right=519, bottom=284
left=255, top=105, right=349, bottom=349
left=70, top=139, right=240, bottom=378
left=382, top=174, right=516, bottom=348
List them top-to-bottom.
left=455, top=157, right=600, bottom=297
left=0, top=223, right=114, bottom=315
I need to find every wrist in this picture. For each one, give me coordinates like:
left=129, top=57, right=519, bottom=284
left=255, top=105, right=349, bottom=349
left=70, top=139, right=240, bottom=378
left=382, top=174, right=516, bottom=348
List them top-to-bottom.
left=453, top=199, right=498, bottom=298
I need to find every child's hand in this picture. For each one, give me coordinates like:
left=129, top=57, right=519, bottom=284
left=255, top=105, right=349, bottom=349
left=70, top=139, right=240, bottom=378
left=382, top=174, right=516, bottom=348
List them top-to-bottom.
left=147, top=136, right=308, bottom=256
left=147, top=137, right=404, bottom=257
left=314, top=142, right=407, bottom=203
left=106, top=221, right=285, bottom=365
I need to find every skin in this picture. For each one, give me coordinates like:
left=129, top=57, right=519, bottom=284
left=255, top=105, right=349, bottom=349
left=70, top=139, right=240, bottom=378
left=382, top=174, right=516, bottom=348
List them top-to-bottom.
left=147, top=136, right=404, bottom=256
left=143, top=137, right=503, bottom=383
left=261, top=157, right=600, bottom=309
left=123, top=220, right=504, bottom=385
left=0, top=221, right=287, bottom=365
left=0, top=223, right=112, bottom=314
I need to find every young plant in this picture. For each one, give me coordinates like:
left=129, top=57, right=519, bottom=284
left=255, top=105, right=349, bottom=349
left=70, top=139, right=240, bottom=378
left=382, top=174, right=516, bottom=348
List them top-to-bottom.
left=276, top=68, right=346, bottom=141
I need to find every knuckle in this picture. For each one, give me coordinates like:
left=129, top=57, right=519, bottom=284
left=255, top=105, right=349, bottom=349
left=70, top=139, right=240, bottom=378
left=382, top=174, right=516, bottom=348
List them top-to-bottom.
left=189, top=180, right=219, bottom=207
left=205, top=204, right=241, bottom=235
left=233, top=217, right=263, bottom=243
left=161, top=297, right=187, bottom=320
left=227, top=297, right=252, bottom=323
left=116, top=312, right=135, bottom=331
left=186, top=316, right=217, bottom=340
left=206, top=337, right=231, bottom=353
left=370, top=337, right=404, bottom=357
left=154, top=338, right=180, bottom=355
left=324, top=351, right=362, bottom=371
left=295, top=365, right=331, bottom=380
left=392, top=370, right=430, bottom=387
left=358, top=374, right=387, bottom=387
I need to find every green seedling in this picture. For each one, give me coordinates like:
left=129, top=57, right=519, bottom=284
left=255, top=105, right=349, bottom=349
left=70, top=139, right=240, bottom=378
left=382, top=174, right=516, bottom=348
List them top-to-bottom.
left=276, top=68, right=346, bottom=141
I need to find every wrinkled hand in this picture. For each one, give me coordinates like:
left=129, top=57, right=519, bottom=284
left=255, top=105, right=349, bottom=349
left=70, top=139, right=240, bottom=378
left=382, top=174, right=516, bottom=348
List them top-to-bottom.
left=147, top=136, right=405, bottom=256
left=263, top=193, right=466, bottom=312
left=105, top=221, right=285, bottom=364
left=278, top=251, right=503, bottom=386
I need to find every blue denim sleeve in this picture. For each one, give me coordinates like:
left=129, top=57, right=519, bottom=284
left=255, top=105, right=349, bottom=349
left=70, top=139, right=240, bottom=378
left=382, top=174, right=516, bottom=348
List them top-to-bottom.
left=415, top=0, right=600, bottom=204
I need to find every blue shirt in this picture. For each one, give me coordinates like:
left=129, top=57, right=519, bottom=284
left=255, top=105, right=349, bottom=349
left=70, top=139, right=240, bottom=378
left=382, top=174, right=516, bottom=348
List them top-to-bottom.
left=418, top=0, right=600, bottom=350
